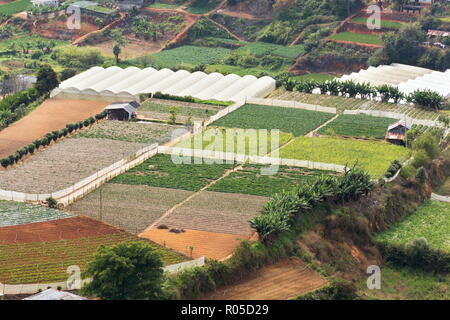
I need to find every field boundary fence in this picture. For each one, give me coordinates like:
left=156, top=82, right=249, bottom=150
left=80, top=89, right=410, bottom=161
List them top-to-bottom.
left=246, top=97, right=337, bottom=114
left=0, top=257, right=206, bottom=295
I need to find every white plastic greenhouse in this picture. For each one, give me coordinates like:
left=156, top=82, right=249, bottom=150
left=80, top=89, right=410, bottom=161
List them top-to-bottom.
left=340, top=63, right=450, bottom=99
left=51, top=66, right=277, bottom=102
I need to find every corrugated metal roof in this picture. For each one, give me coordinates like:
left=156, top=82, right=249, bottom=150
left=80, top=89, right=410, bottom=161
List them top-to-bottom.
left=23, top=289, right=86, bottom=300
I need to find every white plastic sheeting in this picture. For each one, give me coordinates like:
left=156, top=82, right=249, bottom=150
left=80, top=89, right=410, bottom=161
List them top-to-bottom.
left=340, top=63, right=450, bottom=98
left=53, top=66, right=276, bottom=102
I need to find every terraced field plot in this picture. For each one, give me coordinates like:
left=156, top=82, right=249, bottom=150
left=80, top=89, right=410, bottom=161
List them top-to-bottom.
left=350, top=17, right=405, bottom=29
left=330, top=32, right=383, bottom=45
left=271, top=90, right=440, bottom=120
left=137, top=99, right=223, bottom=123
left=211, top=104, right=334, bottom=136
left=318, top=114, right=398, bottom=139
left=73, top=120, right=182, bottom=144
left=175, top=127, right=293, bottom=156
left=279, top=137, right=411, bottom=177
left=0, top=138, right=145, bottom=193
left=109, top=154, right=236, bottom=192
left=208, top=164, right=338, bottom=197
left=68, top=184, right=194, bottom=234
left=160, top=191, right=269, bottom=236
left=0, top=201, right=73, bottom=227
left=374, top=201, right=450, bottom=253
left=0, top=231, right=188, bottom=284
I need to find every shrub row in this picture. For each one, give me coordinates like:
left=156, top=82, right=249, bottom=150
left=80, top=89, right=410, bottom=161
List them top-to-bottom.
left=282, top=79, right=446, bottom=109
left=140, top=92, right=233, bottom=107
left=0, top=110, right=107, bottom=168
left=384, top=160, right=402, bottom=179
left=250, top=168, right=374, bottom=243
left=377, top=238, right=450, bottom=274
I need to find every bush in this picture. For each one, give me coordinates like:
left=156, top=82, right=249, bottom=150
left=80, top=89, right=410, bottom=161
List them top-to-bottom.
left=408, top=90, right=445, bottom=110
left=412, top=132, right=440, bottom=159
left=411, top=149, right=430, bottom=168
left=1, top=158, right=10, bottom=168
left=384, top=159, right=402, bottom=178
left=399, top=164, right=416, bottom=179
left=415, top=167, right=426, bottom=184
left=46, top=197, right=57, bottom=208
left=297, top=278, right=358, bottom=300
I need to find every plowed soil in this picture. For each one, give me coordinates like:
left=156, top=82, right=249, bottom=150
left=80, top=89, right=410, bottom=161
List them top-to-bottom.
left=0, top=99, right=109, bottom=158
left=0, top=215, right=118, bottom=244
left=140, top=227, right=250, bottom=260
left=204, top=258, right=328, bottom=300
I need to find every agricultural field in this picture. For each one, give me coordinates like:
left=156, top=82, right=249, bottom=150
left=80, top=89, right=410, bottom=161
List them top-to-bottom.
left=0, top=0, right=31, bottom=15
left=146, top=0, right=184, bottom=9
left=185, top=0, right=220, bottom=14
left=350, top=17, right=405, bottom=29
left=329, top=32, right=384, bottom=46
left=234, top=41, right=305, bottom=59
left=130, top=46, right=231, bottom=69
left=291, top=73, right=336, bottom=82
left=271, top=90, right=441, bottom=120
left=137, top=98, right=223, bottom=123
left=211, top=104, right=334, bottom=137
left=318, top=114, right=398, bottom=139
left=72, top=120, right=182, bottom=144
left=175, top=127, right=293, bottom=156
left=279, top=136, right=411, bottom=177
left=0, top=138, right=146, bottom=193
left=109, top=154, right=236, bottom=192
left=208, top=164, right=338, bottom=197
left=68, top=184, right=194, bottom=234
left=159, top=191, right=269, bottom=236
left=0, top=201, right=73, bottom=227
left=373, top=201, right=450, bottom=253
left=0, top=230, right=188, bottom=284
left=358, top=265, right=450, bottom=300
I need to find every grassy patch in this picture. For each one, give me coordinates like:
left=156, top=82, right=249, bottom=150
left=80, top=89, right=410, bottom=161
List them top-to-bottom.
left=0, top=0, right=31, bottom=15
left=146, top=0, right=185, bottom=9
left=185, top=0, right=221, bottom=14
left=351, top=17, right=405, bottom=29
left=329, top=32, right=383, bottom=45
left=236, top=42, right=304, bottom=59
left=130, top=45, right=231, bottom=69
left=291, top=73, right=336, bottom=82
left=138, top=100, right=220, bottom=122
left=211, top=104, right=334, bottom=137
left=318, top=114, right=398, bottom=139
left=73, top=121, right=181, bottom=144
left=279, top=136, right=411, bottom=177
left=109, top=154, right=236, bottom=191
left=208, top=164, right=338, bottom=197
left=373, top=201, right=450, bottom=253
left=0, top=232, right=188, bottom=284
left=358, top=264, right=450, bottom=300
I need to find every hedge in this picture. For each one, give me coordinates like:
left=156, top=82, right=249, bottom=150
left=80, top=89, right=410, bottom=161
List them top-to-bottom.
left=140, top=92, right=234, bottom=107
left=0, top=110, right=107, bottom=168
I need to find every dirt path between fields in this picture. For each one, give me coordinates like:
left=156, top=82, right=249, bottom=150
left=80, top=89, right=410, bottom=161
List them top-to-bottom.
left=305, top=114, right=339, bottom=137
left=203, top=257, right=328, bottom=300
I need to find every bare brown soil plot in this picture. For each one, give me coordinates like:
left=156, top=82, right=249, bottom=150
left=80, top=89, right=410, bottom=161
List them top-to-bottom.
left=34, top=20, right=98, bottom=41
left=93, top=39, right=164, bottom=59
left=0, top=99, right=109, bottom=158
left=0, top=138, right=145, bottom=193
left=68, top=184, right=194, bottom=234
left=161, top=191, right=269, bottom=236
left=0, top=215, right=119, bottom=244
left=140, top=227, right=250, bottom=260
left=205, top=258, right=328, bottom=300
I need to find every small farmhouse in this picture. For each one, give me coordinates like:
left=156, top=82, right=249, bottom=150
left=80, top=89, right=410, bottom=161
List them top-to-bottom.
left=105, top=101, right=139, bottom=121
left=385, top=121, right=411, bottom=145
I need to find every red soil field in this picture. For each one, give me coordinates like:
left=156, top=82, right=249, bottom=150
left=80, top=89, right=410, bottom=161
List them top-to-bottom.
left=0, top=99, right=110, bottom=158
left=0, top=215, right=119, bottom=244
left=140, top=227, right=250, bottom=260
left=204, top=258, right=328, bottom=300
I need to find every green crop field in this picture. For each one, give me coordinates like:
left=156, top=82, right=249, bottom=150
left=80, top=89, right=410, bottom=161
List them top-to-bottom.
left=0, top=0, right=31, bottom=15
left=146, top=0, right=184, bottom=9
left=186, top=0, right=221, bottom=14
left=351, top=17, right=405, bottom=29
left=329, top=32, right=384, bottom=45
left=0, top=34, right=68, bottom=51
left=235, top=42, right=305, bottom=59
left=130, top=46, right=231, bottom=69
left=291, top=73, right=336, bottom=82
left=138, top=100, right=221, bottom=122
left=211, top=104, right=334, bottom=137
left=319, top=114, right=398, bottom=139
left=176, top=127, right=293, bottom=156
left=279, top=137, right=411, bottom=177
left=109, top=154, right=236, bottom=191
left=208, top=164, right=338, bottom=197
left=374, top=201, right=450, bottom=253
left=0, top=232, right=188, bottom=284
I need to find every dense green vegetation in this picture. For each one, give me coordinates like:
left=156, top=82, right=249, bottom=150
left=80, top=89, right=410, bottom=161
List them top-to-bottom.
left=0, top=0, right=31, bottom=15
left=350, top=17, right=405, bottom=29
left=330, top=32, right=383, bottom=45
left=211, top=104, right=334, bottom=137
left=319, top=114, right=398, bottom=139
left=280, top=137, right=411, bottom=177
left=109, top=154, right=236, bottom=192
left=208, top=164, right=338, bottom=197
left=374, top=201, right=450, bottom=253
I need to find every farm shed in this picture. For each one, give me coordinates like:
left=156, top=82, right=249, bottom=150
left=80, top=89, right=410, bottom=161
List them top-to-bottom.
left=340, top=63, right=450, bottom=99
left=51, top=66, right=276, bottom=102
left=105, top=101, right=139, bottom=121
left=385, top=121, right=411, bottom=145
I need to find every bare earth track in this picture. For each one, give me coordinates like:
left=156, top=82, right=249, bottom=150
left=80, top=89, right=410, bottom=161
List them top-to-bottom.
left=204, top=258, right=328, bottom=300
